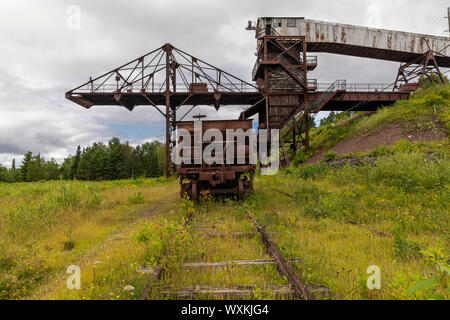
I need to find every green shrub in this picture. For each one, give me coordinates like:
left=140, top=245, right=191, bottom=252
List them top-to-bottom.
left=392, top=139, right=413, bottom=153
left=368, top=144, right=391, bottom=157
left=291, top=150, right=312, bottom=167
left=324, top=151, right=337, bottom=161
left=369, top=152, right=449, bottom=192
left=292, top=163, right=329, bottom=179
left=55, top=185, right=80, bottom=207
left=128, top=192, right=147, bottom=204
left=134, top=220, right=194, bottom=269
left=392, top=225, right=421, bottom=259
left=279, top=230, right=298, bottom=258
left=62, top=239, right=75, bottom=252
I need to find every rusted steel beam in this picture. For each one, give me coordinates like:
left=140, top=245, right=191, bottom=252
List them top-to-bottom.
left=164, top=45, right=172, bottom=178
left=393, top=51, right=446, bottom=91
left=239, top=97, right=266, bottom=120
left=277, top=99, right=307, bottom=131
left=281, top=111, right=307, bottom=140
left=247, top=212, right=313, bottom=300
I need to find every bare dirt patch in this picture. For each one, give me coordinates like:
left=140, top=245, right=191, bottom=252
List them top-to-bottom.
left=306, top=121, right=447, bottom=164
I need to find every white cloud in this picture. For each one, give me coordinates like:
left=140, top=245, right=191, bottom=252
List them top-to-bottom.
left=0, top=0, right=449, bottom=166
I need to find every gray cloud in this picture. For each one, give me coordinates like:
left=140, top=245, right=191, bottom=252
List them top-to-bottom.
left=0, top=0, right=449, bottom=166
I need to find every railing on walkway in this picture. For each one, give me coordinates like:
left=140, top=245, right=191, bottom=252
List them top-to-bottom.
left=74, top=82, right=260, bottom=94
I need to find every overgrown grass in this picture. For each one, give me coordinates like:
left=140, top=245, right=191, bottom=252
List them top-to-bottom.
left=1, top=85, right=448, bottom=300
left=1, top=139, right=448, bottom=300
left=258, top=139, right=449, bottom=299
left=0, top=178, right=177, bottom=299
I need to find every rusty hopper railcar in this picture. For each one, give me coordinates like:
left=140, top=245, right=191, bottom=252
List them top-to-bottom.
left=176, top=119, right=255, bottom=201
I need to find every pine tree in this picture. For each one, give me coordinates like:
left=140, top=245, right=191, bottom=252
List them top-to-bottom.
left=70, top=145, right=81, bottom=180
left=148, top=149, right=160, bottom=178
left=21, top=151, right=32, bottom=182
left=60, top=156, right=73, bottom=180
left=12, top=158, right=15, bottom=170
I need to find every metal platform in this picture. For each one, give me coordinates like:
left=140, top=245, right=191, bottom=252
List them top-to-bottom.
left=239, top=87, right=410, bottom=119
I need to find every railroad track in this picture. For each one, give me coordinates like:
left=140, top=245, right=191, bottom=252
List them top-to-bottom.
left=139, top=199, right=332, bottom=300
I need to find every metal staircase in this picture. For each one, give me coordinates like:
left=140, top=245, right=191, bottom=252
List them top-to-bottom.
left=278, top=80, right=347, bottom=163
left=307, top=80, right=346, bottom=112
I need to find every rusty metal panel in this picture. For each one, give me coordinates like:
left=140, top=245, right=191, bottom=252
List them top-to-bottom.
left=189, top=83, right=208, bottom=93
left=268, top=94, right=299, bottom=106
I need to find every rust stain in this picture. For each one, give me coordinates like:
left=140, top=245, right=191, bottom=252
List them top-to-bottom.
left=305, top=22, right=310, bottom=40
left=332, top=25, right=338, bottom=43
left=341, top=29, right=347, bottom=43
left=387, top=33, right=392, bottom=49
left=410, top=37, right=415, bottom=52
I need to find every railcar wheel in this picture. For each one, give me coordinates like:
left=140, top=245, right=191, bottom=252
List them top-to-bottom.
left=238, top=178, right=244, bottom=200
left=180, top=180, right=188, bottom=197
left=192, top=181, right=198, bottom=202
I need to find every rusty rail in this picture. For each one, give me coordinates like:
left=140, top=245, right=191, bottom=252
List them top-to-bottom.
left=140, top=200, right=319, bottom=300
left=246, top=212, right=313, bottom=300
left=139, top=266, right=162, bottom=300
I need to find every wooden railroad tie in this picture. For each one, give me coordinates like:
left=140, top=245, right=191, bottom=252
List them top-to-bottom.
left=162, top=284, right=332, bottom=299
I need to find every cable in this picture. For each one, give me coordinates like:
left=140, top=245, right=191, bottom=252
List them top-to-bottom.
left=424, top=17, right=445, bottom=34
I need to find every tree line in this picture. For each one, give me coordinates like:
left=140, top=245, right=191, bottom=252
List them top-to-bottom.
left=0, top=138, right=165, bottom=183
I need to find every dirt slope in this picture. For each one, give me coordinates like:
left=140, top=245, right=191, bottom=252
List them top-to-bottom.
left=305, top=121, right=447, bottom=164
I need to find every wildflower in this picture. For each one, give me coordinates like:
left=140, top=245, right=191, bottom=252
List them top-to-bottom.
left=123, top=285, right=135, bottom=291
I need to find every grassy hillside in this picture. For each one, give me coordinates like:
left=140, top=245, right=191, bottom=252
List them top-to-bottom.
left=293, top=84, right=449, bottom=165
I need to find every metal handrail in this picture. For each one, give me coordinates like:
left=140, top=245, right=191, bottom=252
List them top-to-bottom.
left=256, top=26, right=282, bottom=38
left=307, top=79, right=318, bottom=89
left=308, top=80, right=346, bottom=110
left=74, top=82, right=260, bottom=94
left=315, top=82, right=394, bottom=92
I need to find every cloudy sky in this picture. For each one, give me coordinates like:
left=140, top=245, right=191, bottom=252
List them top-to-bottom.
left=0, top=0, right=449, bottom=167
